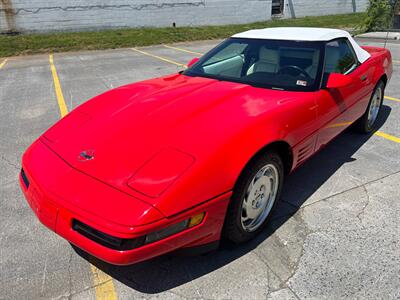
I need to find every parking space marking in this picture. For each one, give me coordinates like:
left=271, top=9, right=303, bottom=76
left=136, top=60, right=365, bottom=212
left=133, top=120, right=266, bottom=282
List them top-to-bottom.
left=163, top=44, right=203, bottom=56
left=131, top=48, right=187, bottom=68
left=49, top=53, right=118, bottom=300
left=49, top=54, right=68, bottom=118
left=0, top=58, right=8, bottom=69
left=385, top=96, right=400, bottom=103
left=324, top=121, right=398, bottom=143
left=325, top=122, right=352, bottom=129
left=375, top=131, right=400, bottom=143
left=91, top=265, right=118, bottom=300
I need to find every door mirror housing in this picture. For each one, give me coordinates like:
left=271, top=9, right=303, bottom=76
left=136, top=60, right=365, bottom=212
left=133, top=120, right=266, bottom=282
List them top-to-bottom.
left=187, top=57, right=200, bottom=68
left=326, top=73, right=353, bottom=89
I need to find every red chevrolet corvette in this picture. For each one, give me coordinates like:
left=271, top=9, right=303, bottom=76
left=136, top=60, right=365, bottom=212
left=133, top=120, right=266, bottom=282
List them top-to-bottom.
left=20, top=28, right=392, bottom=265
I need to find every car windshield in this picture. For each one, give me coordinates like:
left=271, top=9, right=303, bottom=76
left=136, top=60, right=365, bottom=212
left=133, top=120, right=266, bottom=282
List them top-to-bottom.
left=184, top=38, right=324, bottom=91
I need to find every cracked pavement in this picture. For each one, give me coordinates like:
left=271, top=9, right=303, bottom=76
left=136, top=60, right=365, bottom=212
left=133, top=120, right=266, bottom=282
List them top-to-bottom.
left=0, top=39, right=399, bottom=299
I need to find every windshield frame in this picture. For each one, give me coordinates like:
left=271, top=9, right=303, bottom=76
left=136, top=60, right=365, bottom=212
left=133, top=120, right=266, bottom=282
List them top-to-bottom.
left=183, top=37, right=326, bottom=92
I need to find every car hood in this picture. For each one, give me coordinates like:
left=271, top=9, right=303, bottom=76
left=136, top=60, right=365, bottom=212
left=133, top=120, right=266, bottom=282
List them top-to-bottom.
left=42, top=74, right=284, bottom=209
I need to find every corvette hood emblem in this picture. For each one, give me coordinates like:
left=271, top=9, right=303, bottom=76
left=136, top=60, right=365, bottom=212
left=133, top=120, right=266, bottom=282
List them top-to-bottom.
left=78, top=150, right=95, bottom=161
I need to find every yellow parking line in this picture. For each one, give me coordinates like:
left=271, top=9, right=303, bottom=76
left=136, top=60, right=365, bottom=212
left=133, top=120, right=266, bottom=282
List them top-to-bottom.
left=163, top=44, right=203, bottom=56
left=132, top=48, right=187, bottom=68
left=49, top=54, right=68, bottom=118
left=49, top=54, right=118, bottom=299
left=0, top=58, right=8, bottom=69
left=385, top=96, right=400, bottom=103
left=323, top=122, right=399, bottom=143
left=325, top=122, right=352, bottom=129
left=375, top=131, right=400, bottom=143
left=90, top=265, right=117, bottom=300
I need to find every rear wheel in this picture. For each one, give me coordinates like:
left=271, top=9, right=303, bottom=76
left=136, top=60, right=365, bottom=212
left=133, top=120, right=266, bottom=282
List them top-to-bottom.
left=354, top=81, right=385, bottom=133
left=224, top=151, right=284, bottom=243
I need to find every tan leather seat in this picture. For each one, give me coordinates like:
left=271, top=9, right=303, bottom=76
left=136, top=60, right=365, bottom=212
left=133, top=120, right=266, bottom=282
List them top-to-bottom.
left=247, top=47, right=279, bottom=75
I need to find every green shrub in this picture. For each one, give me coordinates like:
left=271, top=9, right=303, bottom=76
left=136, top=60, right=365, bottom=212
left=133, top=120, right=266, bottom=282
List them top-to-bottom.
left=363, top=0, right=398, bottom=31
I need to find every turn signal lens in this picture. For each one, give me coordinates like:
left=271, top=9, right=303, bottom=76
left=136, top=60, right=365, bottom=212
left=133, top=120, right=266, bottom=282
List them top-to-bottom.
left=144, top=212, right=206, bottom=244
left=188, top=212, right=206, bottom=228
left=145, top=219, right=189, bottom=244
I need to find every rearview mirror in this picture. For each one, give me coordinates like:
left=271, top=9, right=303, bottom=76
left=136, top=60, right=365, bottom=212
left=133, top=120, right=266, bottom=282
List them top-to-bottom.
left=187, top=57, right=200, bottom=68
left=326, top=73, right=353, bottom=89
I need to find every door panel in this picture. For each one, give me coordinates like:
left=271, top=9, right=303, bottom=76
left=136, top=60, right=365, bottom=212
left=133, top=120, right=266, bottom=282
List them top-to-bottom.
left=315, top=39, right=373, bottom=150
left=315, top=86, right=357, bottom=149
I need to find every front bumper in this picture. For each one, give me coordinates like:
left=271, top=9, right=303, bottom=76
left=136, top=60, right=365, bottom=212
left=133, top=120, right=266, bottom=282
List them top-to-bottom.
left=20, top=140, right=231, bottom=265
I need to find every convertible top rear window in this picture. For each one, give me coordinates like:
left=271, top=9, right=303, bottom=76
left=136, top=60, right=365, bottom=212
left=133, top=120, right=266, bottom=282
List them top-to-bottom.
left=184, top=38, right=324, bottom=92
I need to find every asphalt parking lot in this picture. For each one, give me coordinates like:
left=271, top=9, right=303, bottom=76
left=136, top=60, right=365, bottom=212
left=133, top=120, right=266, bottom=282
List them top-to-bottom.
left=1, top=38, right=399, bottom=300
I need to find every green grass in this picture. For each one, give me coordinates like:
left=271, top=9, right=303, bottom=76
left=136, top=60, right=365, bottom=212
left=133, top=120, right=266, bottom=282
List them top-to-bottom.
left=0, top=13, right=365, bottom=57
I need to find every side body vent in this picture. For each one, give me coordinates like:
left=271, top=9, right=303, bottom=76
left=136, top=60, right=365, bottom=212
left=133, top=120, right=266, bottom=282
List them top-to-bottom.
left=295, top=140, right=315, bottom=166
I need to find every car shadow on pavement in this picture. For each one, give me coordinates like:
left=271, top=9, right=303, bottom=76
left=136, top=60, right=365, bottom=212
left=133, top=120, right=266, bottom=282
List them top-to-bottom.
left=74, top=105, right=391, bottom=294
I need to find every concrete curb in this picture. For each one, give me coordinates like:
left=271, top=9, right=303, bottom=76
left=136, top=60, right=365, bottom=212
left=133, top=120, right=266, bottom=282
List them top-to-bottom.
left=356, top=31, right=400, bottom=40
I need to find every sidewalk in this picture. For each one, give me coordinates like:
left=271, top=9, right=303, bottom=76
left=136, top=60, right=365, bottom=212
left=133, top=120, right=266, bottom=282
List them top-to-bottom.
left=356, top=31, right=400, bottom=40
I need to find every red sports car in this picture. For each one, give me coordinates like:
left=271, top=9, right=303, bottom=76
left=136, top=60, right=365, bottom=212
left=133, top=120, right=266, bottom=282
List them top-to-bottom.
left=20, top=28, right=392, bottom=265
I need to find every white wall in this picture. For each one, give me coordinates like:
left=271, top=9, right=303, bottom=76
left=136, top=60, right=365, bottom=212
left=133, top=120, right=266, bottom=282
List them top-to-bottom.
left=0, top=0, right=368, bottom=33
left=283, top=0, right=369, bottom=19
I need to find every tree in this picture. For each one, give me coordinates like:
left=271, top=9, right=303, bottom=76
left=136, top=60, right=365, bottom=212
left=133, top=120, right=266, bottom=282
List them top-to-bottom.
left=362, top=0, right=399, bottom=31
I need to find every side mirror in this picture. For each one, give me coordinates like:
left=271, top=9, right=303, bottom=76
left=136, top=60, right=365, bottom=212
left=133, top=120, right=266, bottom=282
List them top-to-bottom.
left=187, top=57, right=200, bottom=68
left=326, top=73, right=353, bottom=89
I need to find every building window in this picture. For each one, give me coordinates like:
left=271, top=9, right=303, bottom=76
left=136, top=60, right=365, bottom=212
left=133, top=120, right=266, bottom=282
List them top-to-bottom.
left=271, top=0, right=284, bottom=16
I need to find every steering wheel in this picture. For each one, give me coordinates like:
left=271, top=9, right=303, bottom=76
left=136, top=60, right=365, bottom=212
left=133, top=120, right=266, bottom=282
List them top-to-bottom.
left=278, top=65, right=312, bottom=79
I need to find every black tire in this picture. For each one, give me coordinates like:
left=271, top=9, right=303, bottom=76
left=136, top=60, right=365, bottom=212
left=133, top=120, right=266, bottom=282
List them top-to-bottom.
left=354, top=80, right=385, bottom=133
left=223, top=151, right=284, bottom=244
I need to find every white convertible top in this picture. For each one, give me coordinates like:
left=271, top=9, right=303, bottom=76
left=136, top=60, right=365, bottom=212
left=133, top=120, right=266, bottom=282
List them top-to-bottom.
left=233, top=27, right=371, bottom=63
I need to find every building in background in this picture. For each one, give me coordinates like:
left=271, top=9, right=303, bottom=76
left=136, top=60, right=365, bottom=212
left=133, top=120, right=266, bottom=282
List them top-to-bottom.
left=0, top=0, right=369, bottom=34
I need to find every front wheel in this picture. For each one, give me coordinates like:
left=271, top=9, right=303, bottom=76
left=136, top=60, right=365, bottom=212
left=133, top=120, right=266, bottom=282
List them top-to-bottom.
left=354, top=80, right=385, bottom=133
left=223, top=151, right=284, bottom=244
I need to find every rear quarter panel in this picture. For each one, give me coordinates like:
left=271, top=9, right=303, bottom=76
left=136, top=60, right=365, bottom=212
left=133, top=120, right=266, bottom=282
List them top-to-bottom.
left=361, top=46, right=393, bottom=84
